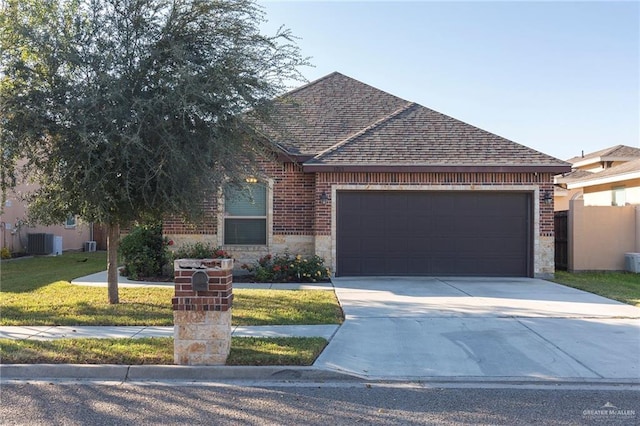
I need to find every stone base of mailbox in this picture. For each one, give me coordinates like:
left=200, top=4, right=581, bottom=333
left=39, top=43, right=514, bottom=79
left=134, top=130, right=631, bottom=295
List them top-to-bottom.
left=172, top=258, right=233, bottom=366
left=173, top=311, right=231, bottom=365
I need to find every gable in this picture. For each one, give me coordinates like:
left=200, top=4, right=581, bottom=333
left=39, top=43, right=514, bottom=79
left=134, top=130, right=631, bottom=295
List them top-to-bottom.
left=264, top=72, right=408, bottom=156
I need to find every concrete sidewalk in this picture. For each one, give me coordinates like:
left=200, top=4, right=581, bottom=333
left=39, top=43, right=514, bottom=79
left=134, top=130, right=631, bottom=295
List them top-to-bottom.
left=71, top=270, right=334, bottom=290
left=0, top=324, right=339, bottom=340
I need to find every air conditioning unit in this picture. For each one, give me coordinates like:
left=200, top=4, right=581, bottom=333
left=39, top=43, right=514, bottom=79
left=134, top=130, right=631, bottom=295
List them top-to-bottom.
left=27, top=233, right=54, bottom=255
left=53, top=236, right=63, bottom=256
left=84, top=241, right=97, bottom=252
left=624, top=253, right=640, bottom=273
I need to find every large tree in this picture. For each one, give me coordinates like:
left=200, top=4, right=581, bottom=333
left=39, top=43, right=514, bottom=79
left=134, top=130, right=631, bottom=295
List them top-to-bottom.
left=0, top=0, right=308, bottom=303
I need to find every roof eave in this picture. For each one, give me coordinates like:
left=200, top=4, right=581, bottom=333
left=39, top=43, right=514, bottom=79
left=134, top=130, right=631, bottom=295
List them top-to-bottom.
left=276, top=152, right=315, bottom=163
left=571, top=156, right=640, bottom=168
left=302, top=164, right=572, bottom=174
left=566, top=170, right=640, bottom=189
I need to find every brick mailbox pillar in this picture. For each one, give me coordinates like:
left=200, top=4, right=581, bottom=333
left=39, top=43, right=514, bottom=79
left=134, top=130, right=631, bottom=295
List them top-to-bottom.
left=172, top=258, right=233, bottom=365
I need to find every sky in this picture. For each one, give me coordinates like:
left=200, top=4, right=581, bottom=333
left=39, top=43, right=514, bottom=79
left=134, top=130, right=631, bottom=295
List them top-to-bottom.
left=258, top=0, right=639, bottom=162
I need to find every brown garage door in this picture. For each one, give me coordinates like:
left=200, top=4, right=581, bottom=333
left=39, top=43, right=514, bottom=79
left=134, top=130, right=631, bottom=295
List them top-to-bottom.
left=336, top=191, right=532, bottom=277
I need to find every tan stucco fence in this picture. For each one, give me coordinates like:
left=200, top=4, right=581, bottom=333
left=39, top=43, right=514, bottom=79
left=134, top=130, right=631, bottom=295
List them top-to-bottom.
left=568, top=199, right=640, bottom=271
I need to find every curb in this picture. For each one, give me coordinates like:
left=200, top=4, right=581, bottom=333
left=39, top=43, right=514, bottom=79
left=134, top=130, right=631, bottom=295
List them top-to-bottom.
left=0, top=364, right=359, bottom=382
left=0, top=364, right=640, bottom=391
left=2, top=365, right=639, bottom=388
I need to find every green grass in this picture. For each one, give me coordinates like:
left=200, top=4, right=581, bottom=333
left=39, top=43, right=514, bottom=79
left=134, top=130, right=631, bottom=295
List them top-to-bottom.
left=1, top=251, right=107, bottom=292
left=0, top=252, right=343, bottom=326
left=0, top=253, right=336, bottom=366
left=552, top=271, right=640, bottom=307
left=233, top=290, right=343, bottom=326
left=0, top=337, right=328, bottom=365
left=0, top=337, right=173, bottom=364
left=228, top=337, right=327, bottom=366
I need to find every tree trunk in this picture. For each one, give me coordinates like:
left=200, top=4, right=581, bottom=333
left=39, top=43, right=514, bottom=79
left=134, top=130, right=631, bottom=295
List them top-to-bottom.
left=107, top=223, right=120, bottom=304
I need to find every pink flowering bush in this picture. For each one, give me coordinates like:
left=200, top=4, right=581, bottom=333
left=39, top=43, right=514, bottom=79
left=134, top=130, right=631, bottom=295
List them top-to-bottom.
left=242, top=252, right=330, bottom=283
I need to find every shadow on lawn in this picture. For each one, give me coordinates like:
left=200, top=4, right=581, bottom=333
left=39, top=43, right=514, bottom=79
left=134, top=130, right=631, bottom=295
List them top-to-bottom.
left=1, top=252, right=107, bottom=293
left=0, top=302, right=173, bottom=326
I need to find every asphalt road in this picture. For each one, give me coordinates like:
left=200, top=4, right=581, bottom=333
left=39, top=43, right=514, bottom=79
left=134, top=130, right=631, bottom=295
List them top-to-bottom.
left=1, top=381, right=638, bottom=425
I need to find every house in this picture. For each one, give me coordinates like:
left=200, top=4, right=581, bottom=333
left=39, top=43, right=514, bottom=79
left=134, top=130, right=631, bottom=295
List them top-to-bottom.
left=164, top=72, right=570, bottom=278
left=552, top=145, right=640, bottom=271
left=554, top=145, right=640, bottom=210
left=565, top=157, right=640, bottom=207
left=0, top=176, right=92, bottom=255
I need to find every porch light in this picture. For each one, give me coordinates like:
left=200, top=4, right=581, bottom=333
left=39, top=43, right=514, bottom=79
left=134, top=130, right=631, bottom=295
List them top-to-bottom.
left=245, top=177, right=258, bottom=184
left=543, top=190, right=553, bottom=205
left=319, top=191, right=330, bottom=204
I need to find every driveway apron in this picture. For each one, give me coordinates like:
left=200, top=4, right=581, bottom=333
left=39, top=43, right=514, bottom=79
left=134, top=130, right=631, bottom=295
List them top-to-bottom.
left=314, top=277, right=640, bottom=381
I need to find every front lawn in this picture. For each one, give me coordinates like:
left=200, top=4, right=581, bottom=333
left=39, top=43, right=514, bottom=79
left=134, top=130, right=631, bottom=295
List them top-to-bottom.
left=1, top=251, right=107, bottom=292
left=0, top=252, right=343, bottom=326
left=552, top=271, right=640, bottom=307
left=0, top=337, right=328, bottom=366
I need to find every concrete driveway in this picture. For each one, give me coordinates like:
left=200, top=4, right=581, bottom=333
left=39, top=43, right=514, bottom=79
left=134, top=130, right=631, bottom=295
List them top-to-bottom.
left=314, top=277, right=640, bottom=381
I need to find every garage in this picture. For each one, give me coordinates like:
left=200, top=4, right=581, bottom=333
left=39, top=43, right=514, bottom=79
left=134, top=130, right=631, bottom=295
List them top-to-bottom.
left=336, top=191, right=532, bottom=277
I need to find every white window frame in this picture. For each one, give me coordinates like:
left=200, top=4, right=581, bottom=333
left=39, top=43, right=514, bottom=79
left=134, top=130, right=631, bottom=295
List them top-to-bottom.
left=612, top=186, right=626, bottom=206
left=64, top=215, right=77, bottom=229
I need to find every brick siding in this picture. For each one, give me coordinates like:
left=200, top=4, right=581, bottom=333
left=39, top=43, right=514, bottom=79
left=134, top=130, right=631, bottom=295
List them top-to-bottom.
left=164, top=158, right=315, bottom=236
left=165, top=161, right=555, bottom=239
left=271, top=162, right=315, bottom=235
left=315, top=172, right=555, bottom=236
left=163, top=197, right=218, bottom=235
left=172, top=261, right=233, bottom=312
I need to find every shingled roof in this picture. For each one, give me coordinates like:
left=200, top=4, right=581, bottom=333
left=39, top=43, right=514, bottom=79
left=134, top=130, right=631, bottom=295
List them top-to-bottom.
left=263, top=72, right=407, bottom=156
left=266, top=72, right=570, bottom=173
left=567, top=145, right=640, bottom=166
left=567, top=158, right=640, bottom=189
left=554, top=169, right=594, bottom=185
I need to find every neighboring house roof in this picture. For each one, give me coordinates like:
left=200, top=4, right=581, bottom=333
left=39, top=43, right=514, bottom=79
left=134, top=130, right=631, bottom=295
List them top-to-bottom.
left=266, top=72, right=570, bottom=173
left=567, top=145, right=640, bottom=167
left=567, top=158, right=640, bottom=189
left=554, top=169, right=594, bottom=185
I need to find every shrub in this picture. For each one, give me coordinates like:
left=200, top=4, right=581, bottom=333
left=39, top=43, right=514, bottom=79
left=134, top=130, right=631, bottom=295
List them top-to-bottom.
left=119, top=223, right=171, bottom=280
left=171, top=242, right=231, bottom=260
left=1, top=247, right=11, bottom=260
left=243, top=252, right=330, bottom=283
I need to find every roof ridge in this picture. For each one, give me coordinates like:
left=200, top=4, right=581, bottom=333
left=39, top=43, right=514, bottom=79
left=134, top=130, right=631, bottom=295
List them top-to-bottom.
left=280, top=71, right=343, bottom=97
left=311, top=102, right=417, bottom=161
left=568, top=144, right=640, bottom=162
left=601, top=144, right=625, bottom=156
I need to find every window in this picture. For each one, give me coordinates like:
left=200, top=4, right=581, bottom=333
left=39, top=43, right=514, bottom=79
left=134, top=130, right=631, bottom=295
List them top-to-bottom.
left=224, top=182, right=267, bottom=245
left=612, top=187, right=626, bottom=206
left=64, top=215, right=77, bottom=229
